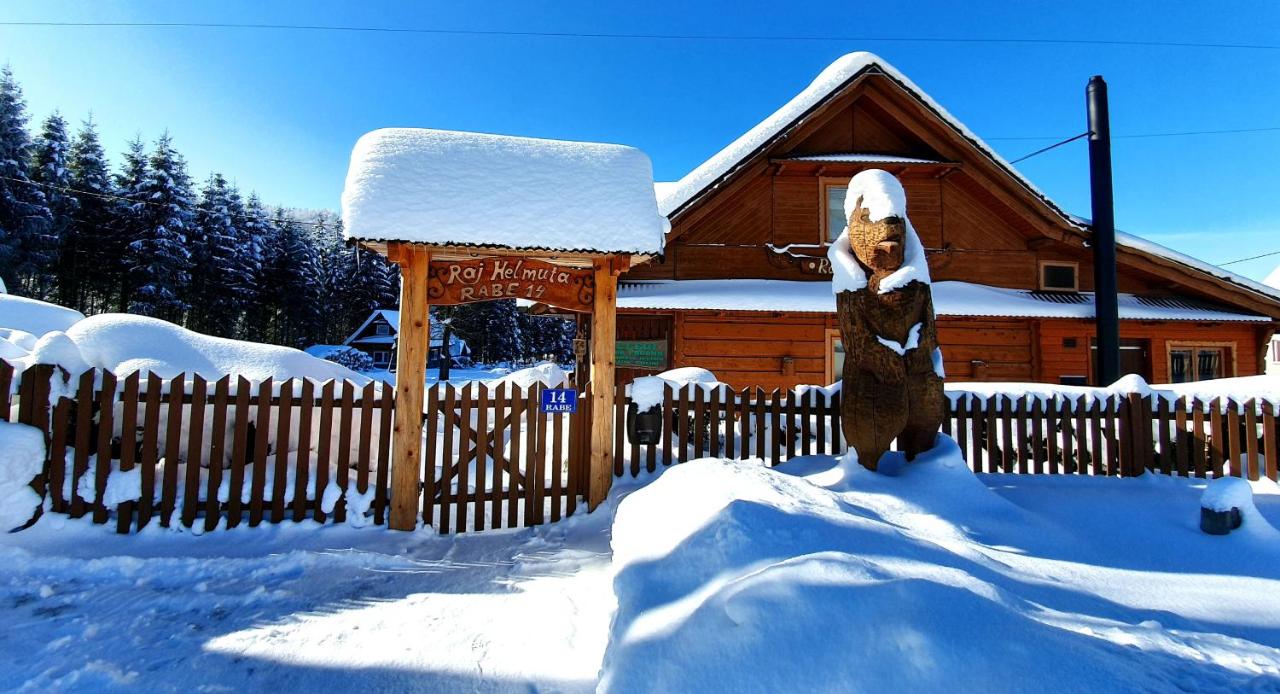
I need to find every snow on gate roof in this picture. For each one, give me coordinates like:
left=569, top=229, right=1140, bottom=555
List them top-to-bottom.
left=341, top=128, right=668, bottom=255
left=616, top=279, right=1271, bottom=322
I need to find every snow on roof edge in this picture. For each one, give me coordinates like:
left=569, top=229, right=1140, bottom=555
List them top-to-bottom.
left=656, top=52, right=1080, bottom=230
left=1065, top=213, right=1280, bottom=305
left=616, top=279, right=1271, bottom=322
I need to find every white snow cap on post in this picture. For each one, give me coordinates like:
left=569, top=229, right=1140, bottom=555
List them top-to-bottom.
left=341, top=128, right=668, bottom=255
left=828, top=169, right=931, bottom=294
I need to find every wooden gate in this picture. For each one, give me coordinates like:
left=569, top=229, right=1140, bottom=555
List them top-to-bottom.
left=420, top=381, right=591, bottom=533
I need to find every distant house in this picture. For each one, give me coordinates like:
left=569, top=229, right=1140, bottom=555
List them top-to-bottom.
left=1268, top=265, right=1280, bottom=375
left=342, top=309, right=471, bottom=371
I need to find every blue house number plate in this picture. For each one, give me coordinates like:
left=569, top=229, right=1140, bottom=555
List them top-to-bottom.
left=541, top=388, right=577, bottom=414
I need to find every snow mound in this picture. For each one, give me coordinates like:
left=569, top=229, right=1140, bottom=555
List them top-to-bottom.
left=341, top=128, right=668, bottom=254
left=827, top=170, right=931, bottom=294
left=0, top=294, right=84, bottom=337
left=11, top=314, right=368, bottom=383
left=487, top=362, right=569, bottom=390
left=627, top=367, right=731, bottom=410
left=0, top=421, right=45, bottom=530
left=603, top=437, right=1280, bottom=692
left=1202, top=477, right=1253, bottom=513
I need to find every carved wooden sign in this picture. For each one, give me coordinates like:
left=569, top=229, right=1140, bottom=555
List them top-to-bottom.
left=427, top=256, right=595, bottom=312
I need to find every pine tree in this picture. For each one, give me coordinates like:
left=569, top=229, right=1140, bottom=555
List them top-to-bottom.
left=0, top=66, right=52, bottom=295
left=31, top=112, right=78, bottom=303
left=68, top=116, right=121, bottom=313
left=126, top=133, right=194, bottom=322
left=114, top=136, right=149, bottom=312
left=191, top=173, right=255, bottom=334
left=239, top=193, right=273, bottom=340
left=277, top=209, right=322, bottom=346
left=441, top=300, right=523, bottom=364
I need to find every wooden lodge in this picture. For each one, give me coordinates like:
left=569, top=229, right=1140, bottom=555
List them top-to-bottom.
left=577, top=53, right=1280, bottom=389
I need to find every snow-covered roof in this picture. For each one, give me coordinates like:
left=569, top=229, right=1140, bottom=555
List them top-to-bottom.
left=655, top=52, right=1070, bottom=226
left=341, top=128, right=668, bottom=255
left=777, top=153, right=944, bottom=164
left=1264, top=263, right=1280, bottom=290
left=617, top=279, right=1270, bottom=322
left=342, top=309, right=471, bottom=352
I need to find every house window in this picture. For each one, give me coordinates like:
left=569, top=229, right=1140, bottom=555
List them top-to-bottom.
left=821, top=179, right=850, bottom=243
left=1039, top=261, right=1079, bottom=292
left=375, top=323, right=391, bottom=336
left=825, top=330, right=845, bottom=385
left=1167, top=343, right=1234, bottom=383
left=372, top=350, right=391, bottom=367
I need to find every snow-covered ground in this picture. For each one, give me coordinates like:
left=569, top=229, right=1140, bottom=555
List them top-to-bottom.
left=5, top=440, right=1280, bottom=692
left=0, top=486, right=625, bottom=692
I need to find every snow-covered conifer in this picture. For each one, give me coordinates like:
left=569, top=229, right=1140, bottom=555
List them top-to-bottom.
left=0, top=67, right=52, bottom=294
left=126, top=133, right=194, bottom=321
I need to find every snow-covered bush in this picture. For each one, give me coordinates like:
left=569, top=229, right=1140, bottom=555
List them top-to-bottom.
left=321, top=347, right=374, bottom=372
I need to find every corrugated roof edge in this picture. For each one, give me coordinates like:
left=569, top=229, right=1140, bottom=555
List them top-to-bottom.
left=1065, top=214, right=1280, bottom=304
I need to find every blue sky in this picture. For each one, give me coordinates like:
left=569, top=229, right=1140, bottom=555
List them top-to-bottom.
left=3, top=1, right=1278, bottom=279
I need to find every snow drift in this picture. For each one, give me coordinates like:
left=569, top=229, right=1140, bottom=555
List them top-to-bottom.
left=0, top=294, right=84, bottom=337
left=9, top=313, right=368, bottom=383
left=0, top=422, right=45, bottom=531
left=602, top=438, right=1280, bottom=692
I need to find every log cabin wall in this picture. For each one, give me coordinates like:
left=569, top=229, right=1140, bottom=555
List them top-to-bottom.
left=621, top=69, right=1277, bottom=388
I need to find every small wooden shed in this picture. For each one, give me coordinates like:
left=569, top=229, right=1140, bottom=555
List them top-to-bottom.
left=340, top=128, right=667, bottom=530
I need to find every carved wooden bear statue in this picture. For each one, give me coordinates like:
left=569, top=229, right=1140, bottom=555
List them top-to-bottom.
left=829, top=169, right=945, bottom=470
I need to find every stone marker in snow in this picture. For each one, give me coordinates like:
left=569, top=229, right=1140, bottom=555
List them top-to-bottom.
left=828, top=170, right=945, bottom=470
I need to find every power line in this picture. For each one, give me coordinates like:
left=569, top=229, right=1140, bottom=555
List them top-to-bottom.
left=3, top=20, right=1280, bottom=51
left=992, top=126, right=1280, bottom=142
left=1009, top=131, right=1089, bottom=164
left=1219, top=249, right=1280, bottom=266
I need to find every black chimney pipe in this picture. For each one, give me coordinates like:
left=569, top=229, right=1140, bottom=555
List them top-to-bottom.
left=1087, top=76, right=1120, bottom=385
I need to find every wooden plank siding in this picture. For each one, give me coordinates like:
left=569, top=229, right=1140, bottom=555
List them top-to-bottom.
left=618, top=65, right=1278, bottom=391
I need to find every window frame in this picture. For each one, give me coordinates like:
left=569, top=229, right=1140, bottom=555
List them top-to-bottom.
left=818, top=176, right=852, bottom=245
left=1038, top=260, right=1080, bottom=292
left=374, top=322, right=392, bottom=336
left=825, top=328, right=844, bottom=385
left=1165, top=341, right=1237, bottom=382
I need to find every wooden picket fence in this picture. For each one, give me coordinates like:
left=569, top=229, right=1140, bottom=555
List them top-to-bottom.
left=5, top=358, right=1278, bottom=536
left=1, top=360, right=588, bottom=534
left=610, top=383, right=1280, bottom=483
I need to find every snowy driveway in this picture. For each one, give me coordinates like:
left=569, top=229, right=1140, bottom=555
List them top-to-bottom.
left=0, top=505, right=618, bottom=692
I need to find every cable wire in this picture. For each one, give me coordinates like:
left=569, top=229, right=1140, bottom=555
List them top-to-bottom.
left=3, top=20, right=1280, bottom=51
left=1008, top=131, right=1089, bottom=164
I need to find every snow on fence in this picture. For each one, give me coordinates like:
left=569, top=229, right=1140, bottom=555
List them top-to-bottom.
left=5, top=357, right=1278, bottom=536
left=1, top=360, right=589, bottom=534
left=610, top=383, right=1280, bottom=483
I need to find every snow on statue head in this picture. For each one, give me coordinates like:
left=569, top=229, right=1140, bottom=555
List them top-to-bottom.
left=827, top=169, right=944, bottom=471
left=829, top=169, right=930, bottom=295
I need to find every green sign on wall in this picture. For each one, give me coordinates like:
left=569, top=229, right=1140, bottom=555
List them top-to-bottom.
left=616, top=340, right=668, bottom=370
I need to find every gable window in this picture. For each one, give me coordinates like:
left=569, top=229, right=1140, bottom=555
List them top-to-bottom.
left=821, top=179, right=849, bottom=243
left=1039, top=261, right=1079, bottom=292
left=375, top=322, right=391, bottom=336
left=1167, top=343, right=1234, bottom=383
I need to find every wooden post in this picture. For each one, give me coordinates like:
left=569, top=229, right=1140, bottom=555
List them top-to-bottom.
left=390, top=244, right=431, bottom=530
left=589, top=257, right=621, bottom=509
